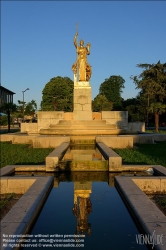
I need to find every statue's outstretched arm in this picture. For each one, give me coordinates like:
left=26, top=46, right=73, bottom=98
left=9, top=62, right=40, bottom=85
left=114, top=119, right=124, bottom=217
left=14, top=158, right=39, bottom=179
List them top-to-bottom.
left=74, top=32, right=78, bottom=48
left=86, top=43, right=91, bottom=55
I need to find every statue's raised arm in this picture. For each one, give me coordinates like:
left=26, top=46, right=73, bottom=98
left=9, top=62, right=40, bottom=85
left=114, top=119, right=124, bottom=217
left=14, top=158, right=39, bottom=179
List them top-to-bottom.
left=74, top=32, right=78, bottom=48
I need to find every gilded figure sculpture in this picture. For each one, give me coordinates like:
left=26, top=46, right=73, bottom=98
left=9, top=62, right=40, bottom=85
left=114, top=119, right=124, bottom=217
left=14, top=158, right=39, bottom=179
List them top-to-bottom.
left=72, top=32, right=92, bottom=82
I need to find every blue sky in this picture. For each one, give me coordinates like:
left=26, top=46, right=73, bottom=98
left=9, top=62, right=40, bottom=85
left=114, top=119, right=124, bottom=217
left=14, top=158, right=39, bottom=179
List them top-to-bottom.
left=1, top=1, right=166, bottom=110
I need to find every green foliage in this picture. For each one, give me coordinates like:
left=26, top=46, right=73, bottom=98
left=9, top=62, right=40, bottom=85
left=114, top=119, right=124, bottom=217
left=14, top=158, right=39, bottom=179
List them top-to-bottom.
left=131, top=61, right=166, bottom=132
left=99, top=75, right=125, bottom=110
left=41, top=76, right=74, bottom=111
left=92, top=94, right=113, bottom=112
left=124, top=94, right=154, bottom=122
left=123, top=98, right=140, bottom=122
left=123, top=98, right=137, bottom=108
left=17, top=99, right=37, bottom=116
left=17, top=100, right=24, bottom=115
left=25, top=100, right=37, bottom=115
left=149, top=102, right=166, bottom=114
left=0, top=103, right=17, bottom=132
left=0, top=103, right=17, bottom=113
left=125, top=105, right=140, bottom=122
left=13, top=112, right=23, bottom=118
left=0, top=116, right=8, bottom=126
left=0, top=129, right=20, bottom=134
left=146, top=130, right=166, bottom=134
left=0, top=142, right=53, bottom=168
left=114, top=142, right=166, bottom=167
left=0, top=193, right=15, bottom=210
left=158, top=198, right=166, bottom=208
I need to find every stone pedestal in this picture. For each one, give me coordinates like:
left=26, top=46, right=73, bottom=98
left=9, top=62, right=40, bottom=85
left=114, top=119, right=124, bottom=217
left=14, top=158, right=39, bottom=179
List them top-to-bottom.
left=73, top=81, right=92, bottom=120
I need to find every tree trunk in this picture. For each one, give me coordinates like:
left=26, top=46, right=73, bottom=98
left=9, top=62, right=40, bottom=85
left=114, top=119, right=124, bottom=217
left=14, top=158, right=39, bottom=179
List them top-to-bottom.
left=7, top=109, right=10, bottom=133
left=155, top=112, right=159, bottom=133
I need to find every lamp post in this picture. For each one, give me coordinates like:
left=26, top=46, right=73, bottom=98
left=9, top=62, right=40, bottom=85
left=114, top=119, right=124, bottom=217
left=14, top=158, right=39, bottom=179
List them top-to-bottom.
left=22, top=88, right=29, bottom=122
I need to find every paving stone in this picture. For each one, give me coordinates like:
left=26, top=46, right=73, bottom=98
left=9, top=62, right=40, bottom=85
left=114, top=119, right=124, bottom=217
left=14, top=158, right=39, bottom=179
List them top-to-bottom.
left=154, top=165, right=166, bottom=176
left=0, top=166, right=15, bottom=177
left=1, top=176, right=54, bottom=243
left=116, top=176, right=166, bottom=250
left=159, top=176, right=166, bottom=192
left=0, top=177, right=10, bottom=193
left=26, top=177, right=53, bottom=195
left=115, top=177, right=145, bottom=195
left=132, top=177, right=161, bottom=194
left=2, top=194, right=43, bottom=223
left=1, top=222, right=27, bottom=250
left=141, top=222, right=166, bottom=250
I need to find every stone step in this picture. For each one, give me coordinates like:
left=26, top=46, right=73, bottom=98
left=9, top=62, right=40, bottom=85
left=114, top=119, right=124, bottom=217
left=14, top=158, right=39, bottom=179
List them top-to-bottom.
left=50, top=120, right=108, bottom=127
left=58, top=120, right=107, bottom=124
left=48, top=124, right=117, bottom=130
left=39, top=128, right=124, bottom=135
left=70, top=135, right=97, bottom=141
left=70, top=139, right=95, bottom=145
left=58, top=160, right=108, bottom=171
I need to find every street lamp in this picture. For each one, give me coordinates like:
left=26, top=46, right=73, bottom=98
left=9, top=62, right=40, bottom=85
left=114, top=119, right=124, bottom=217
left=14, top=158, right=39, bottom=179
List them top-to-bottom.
left=22, top=88, right=29, bottom=122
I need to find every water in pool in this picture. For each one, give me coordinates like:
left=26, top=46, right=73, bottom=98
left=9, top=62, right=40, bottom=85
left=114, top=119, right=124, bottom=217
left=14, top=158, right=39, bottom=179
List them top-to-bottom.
left=23, top=177, right=148, bottom=250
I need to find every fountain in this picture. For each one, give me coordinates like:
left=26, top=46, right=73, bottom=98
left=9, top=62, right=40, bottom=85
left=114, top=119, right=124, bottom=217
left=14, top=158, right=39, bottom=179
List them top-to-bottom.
left=1, top=28, right=166, bottom=250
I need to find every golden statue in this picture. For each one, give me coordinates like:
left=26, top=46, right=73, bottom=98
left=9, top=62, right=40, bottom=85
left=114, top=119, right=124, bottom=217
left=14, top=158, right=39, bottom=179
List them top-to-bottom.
left=72, top=31, right=92, bottom=82
left=72, top=182, right=92, bottom=235
left=73, top=196, right=92, bottom=235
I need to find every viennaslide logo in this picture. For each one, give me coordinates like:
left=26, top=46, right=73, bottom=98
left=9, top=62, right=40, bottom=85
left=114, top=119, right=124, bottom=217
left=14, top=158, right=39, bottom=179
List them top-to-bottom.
left=136, top=230, right=164, bottom=249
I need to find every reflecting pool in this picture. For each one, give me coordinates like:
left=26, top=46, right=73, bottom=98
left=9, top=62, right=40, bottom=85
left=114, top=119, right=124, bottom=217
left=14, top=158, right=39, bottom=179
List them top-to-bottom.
left=23, top=174, right=148, bottom=250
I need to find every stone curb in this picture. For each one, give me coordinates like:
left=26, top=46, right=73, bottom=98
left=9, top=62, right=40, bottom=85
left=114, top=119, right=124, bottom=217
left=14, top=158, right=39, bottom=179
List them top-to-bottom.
left=46, top=142, right=70, bottom=171
left=97, top=142, right=122, bottom=171
left=0, top=165, right=46, bottom=177
left=153, top=165, right=166, bottom=176
left=1, top=176, right=54, bottom=250
left=115, top=176, right=166, bottom=250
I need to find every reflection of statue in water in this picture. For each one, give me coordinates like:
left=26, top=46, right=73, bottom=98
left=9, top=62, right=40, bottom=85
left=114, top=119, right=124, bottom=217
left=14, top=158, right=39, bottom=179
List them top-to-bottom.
left=72, top=32, right=92, bottom=82
left=72, top=196, right=92, bottom=235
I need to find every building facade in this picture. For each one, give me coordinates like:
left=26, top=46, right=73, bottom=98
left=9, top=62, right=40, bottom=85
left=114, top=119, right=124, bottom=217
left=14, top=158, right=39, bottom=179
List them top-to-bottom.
left=0, top=86, right=15, bottom=107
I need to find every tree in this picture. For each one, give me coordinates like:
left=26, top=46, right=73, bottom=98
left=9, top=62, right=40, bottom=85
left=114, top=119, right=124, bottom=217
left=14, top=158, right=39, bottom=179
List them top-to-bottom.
left=131, top=61, right=166, bottom=132
left=99, top=75, right=125, bottom=110
left=41, top=76, right=74, bottom=111
left=92, top=94, right=113, bottom=112
left=123, top=95, right=152, bottom=123
left=122, top=98, right=137, bottom=110
left=123, top=98, right=139, bottom=122
left=16, top=99, right=37, bottom=118
left=17, top=100, right=24, bottom=115
left=25, top=100, right=37, bottom=116
left=148, top=102, right=166, bottom=131
left=0, top=103, right=17, bottom=132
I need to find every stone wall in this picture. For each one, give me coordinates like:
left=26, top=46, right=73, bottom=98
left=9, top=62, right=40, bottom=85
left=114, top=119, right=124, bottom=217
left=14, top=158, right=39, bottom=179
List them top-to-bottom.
left=20, top=111, right=129, bottom=133
left=37, top=111, right=64, bottom=130
left=101, top=111, right=128, bottom=129
left=64, top=112, right=73, bottom=120
left=92, top=112, right=101, bottom=120
left=128, top=122, right=145, bottom=133
left=21, top=123, right=38, bottom=133
left=96, top=136, right=133, bottom=148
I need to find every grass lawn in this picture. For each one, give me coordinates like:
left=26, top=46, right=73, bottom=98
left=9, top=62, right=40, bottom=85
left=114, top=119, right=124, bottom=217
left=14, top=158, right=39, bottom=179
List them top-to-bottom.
left=0, top=129, right=20, bottom=134
left=145, top=130, right=166, bottom=134
left=0, top=141, right=53, bottom=168
left=1, top=141, right=166, bottom=169
left=114, top=141, right=166, bottom=167
left=0, top=193, right=15, bottom=210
